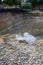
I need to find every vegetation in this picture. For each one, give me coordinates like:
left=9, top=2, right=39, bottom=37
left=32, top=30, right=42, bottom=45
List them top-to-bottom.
left=0, top=0, right=43, bottom=9
left=0, top=0, right=2, bottom=4
left=2, top=0, right=22, bottom=6
left=21, top=0, right=43, bottom=9
left=29, top=0, right=43, bottom=9
left=29, top=0, right=38, bottom=9
left=21, top=2, right=31, bottom=9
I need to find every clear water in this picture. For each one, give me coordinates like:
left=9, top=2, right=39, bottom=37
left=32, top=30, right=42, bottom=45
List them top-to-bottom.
left=0, top=13, right=43, bottom=39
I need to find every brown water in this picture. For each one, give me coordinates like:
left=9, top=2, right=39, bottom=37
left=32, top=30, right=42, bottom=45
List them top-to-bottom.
left=0, top=13, right=43, bottom=38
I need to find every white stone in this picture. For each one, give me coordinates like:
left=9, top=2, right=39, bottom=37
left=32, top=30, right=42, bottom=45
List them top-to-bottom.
left=15, top=32, right=36, bottom=44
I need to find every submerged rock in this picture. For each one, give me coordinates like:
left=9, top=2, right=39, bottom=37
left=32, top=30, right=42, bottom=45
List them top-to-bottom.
left=15, top=32, right=36, bottom=44
left=0, top=38, right=5, bottom=45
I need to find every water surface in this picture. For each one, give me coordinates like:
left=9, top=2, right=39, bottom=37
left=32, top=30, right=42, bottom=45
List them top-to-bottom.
left=0, top=13, right=43, bottom=39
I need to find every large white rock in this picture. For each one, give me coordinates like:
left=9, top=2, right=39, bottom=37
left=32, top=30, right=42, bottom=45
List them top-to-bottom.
left=15, top=32, right=36, bottom=44
left=23, top=32, right=36, bottom=44
left=15, top=34, right=24, bottom=41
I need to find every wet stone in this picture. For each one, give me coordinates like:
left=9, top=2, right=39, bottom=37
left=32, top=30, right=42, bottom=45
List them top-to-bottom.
left=0, top=60, right=4, bottom=65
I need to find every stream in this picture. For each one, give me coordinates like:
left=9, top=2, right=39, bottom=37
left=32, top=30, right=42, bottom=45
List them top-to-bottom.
left=0, top=13, right=43, bottom=39
left=0, top=13, right=43, bottom=65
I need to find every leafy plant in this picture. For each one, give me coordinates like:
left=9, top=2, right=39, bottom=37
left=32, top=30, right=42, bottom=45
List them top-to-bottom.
left=21, top=2, right=31, bottom=9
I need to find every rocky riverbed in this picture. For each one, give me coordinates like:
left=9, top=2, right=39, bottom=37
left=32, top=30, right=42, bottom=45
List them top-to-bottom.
left=0, top=12, right=43, bottom=65
left=0, top=35, right=43, bottom=65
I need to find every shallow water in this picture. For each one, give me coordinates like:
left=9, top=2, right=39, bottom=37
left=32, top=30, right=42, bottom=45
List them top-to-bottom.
left=0, top=13, right=43, bottom=39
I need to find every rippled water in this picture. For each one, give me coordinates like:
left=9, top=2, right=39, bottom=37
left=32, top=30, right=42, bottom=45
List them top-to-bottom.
left=0, top=13, right=43, bottom=39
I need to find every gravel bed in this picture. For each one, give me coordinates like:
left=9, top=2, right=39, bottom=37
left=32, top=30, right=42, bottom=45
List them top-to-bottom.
left=0, top=36, right=43, bottom=65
